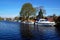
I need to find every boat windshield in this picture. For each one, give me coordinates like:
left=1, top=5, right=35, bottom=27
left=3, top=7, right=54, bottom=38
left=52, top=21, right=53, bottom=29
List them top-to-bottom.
left=39, top=19, right=47, bottom=21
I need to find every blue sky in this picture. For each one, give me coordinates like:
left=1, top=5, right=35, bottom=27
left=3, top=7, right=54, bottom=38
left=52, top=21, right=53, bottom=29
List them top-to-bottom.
left=0, top=0, right=60, bottom=18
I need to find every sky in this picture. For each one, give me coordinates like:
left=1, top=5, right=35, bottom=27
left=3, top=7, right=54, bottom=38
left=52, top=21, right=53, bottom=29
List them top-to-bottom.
left=0, top=0, right=60, bottom=18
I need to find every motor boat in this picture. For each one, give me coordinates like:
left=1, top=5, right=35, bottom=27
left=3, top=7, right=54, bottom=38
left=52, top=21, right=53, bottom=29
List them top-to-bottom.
left=35, top=19, right=55, bottom=26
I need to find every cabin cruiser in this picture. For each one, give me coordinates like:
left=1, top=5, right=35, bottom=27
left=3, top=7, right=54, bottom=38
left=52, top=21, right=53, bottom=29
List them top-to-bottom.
left=35, top=19, right=55, bottom=26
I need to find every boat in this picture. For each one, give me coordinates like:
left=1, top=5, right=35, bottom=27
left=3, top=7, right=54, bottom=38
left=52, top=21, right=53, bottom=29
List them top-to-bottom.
left=35, top=19, right=55, bottom=26
left=14, top=20, right=21, bottom=22
left=21, top=21, right=34, bottom=24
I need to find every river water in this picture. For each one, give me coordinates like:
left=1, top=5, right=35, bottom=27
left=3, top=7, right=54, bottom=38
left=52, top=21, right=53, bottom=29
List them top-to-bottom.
left=0, top=21, right=60, bottom=40
left=0, top=21, right=21, bottom=40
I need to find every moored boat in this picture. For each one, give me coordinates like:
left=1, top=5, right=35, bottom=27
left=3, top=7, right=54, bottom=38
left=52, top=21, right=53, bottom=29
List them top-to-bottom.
left=35, top=19, right=55, bottom=26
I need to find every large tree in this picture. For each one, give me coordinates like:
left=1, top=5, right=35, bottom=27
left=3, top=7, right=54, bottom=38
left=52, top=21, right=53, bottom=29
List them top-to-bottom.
left=20, top=3, right=36, bottom=21
left=37, top=7, right=46, bottom=19
left=38, top=9, right=43, bottom=18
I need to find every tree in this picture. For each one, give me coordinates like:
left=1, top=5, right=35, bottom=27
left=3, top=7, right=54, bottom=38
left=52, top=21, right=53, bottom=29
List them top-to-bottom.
left=20, top=3, right=36, bottom=21
left=37, top=6, right=46, bottom=19
left=38, top=9, right=43, bottom=18
left=55, top=16, right=60, bottom=27
left=57, top=16, right=60, bottom=22
left=0, top=17, right=4, bottom=20
left=14, top=17, right=19, bottom=20
left=6, top=18, right=11, bottom=21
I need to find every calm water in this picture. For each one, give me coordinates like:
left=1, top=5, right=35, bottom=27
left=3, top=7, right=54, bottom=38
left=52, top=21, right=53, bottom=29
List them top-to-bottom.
left=0, top=21, right=60, bottom=40
left=0, top=21, right=21, bottom=40
left=20, top=23, right=60, bottom=40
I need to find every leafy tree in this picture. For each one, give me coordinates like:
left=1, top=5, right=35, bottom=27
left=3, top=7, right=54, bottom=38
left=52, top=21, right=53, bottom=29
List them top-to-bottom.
left=20, top=3, right=36, bottom=21
left=37, top=7, right=46, bottom=19
left=38, top=9, right=43, bottom=18
left=55, top=16, right=60, bottom=27
left=57, top=16, right=60, bottom=22
left=0, top=17, right=4, bottom=20
left=14, top=17, right=19, bottom=20
left=6, top=18, right=11, bottom=21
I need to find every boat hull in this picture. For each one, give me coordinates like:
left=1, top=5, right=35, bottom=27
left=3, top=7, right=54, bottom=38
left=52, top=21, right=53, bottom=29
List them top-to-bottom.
left=35, top=22, right=55, bottom=26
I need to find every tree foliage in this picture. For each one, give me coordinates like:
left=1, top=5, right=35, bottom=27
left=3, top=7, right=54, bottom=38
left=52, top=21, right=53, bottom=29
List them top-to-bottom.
left=20, top=3, right=36, bottom=20
left=37, top=7, right=46, bottom=19
left=38, top=9, right=43, bottom=18
left=0, top=17, right=4, bottom=20
left=14, top=17, right=19, bottom=20
left=6, top=18, right=11, bottom=21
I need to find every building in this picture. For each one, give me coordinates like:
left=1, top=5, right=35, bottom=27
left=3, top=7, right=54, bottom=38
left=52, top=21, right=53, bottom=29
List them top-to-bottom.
left=47, top=16, right=54, bottom=22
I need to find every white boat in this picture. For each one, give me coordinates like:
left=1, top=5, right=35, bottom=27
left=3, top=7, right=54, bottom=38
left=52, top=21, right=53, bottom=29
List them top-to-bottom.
left=35, top=19, right=55, bottom=26
left=14, top=20, right=21, bottom=22
left=18, top=20, right=21, bottom=22
left=21, top=21, right=34, bottom=24
left=21, top=21, right=26, bottom=23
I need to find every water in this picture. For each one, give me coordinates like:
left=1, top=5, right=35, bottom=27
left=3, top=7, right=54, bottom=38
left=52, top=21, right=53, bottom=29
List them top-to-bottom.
left=0, top=21, right=60, bottom=40
left=0, top=21, right=21, bottom=40
left=21, top=23, right=60, bottom=40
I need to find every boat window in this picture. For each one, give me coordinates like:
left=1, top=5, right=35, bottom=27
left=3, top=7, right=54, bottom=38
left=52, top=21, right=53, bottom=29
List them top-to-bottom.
left=39, top=19, right=47, bottom=21
left=40, top=20, right=45, bottom=21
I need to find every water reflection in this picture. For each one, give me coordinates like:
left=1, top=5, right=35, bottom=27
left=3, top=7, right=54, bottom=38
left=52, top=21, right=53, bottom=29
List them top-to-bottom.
left=0, top=21, right=60, bottom=40
left=20, top=23, right=34, bottom=40
left=21, top=23, right=60, bottom=40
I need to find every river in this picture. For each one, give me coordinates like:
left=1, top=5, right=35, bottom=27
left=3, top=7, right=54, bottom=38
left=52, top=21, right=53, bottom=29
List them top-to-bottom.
left=0, top=21, right=60, bottom=40
left=0, top=21, right=21, bottom=40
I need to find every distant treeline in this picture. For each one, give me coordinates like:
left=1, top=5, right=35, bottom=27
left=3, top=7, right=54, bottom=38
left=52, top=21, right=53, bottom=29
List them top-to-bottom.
left=0, top=16, right=20, bottom=21
left=0, top=17, right=4, bottom=20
